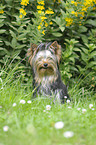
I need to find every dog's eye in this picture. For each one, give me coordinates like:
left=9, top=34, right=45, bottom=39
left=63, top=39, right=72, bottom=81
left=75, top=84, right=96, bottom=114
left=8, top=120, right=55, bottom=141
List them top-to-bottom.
left=38, top=57, right=43, bottom=61
left=47, top=57, right=54, bottom=60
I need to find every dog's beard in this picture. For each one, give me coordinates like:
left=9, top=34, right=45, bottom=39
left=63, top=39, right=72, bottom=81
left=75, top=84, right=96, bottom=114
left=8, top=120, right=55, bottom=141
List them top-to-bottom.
left=34, top=63, right=58, bottom=84
left=38, top=65, right=55, bottom=76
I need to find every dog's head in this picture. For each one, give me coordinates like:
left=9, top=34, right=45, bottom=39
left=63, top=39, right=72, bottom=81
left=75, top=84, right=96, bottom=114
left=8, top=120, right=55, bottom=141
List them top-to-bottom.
left=27, top=41, right=61, bottom=82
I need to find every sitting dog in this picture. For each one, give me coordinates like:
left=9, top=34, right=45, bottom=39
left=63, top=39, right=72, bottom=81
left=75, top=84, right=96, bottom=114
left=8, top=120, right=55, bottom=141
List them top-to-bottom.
left=27, top=41, right=69, bottom=103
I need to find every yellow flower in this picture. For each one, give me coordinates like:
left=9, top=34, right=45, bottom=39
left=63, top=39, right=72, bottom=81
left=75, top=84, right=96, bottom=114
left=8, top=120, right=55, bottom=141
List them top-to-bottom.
left=21, top=0, right=29, bottom=6
left=58, top=0, right=61, bottom=3
left=93, top=0, right=96, bottom=4
left=38, top=1, right=44, bottom=5
left=71, top=1, right=75, bottom=4
left=71, top=1, right=77, bottom=6
left=74, top=2, right=77, bottom=6
left=37, top=5, right=45, bottom=10
left=82, top=6, right=88, bottom=11
left=93, top=7, right=96, bottom=10
left=20, top=8, right=26, bottom=16
left=20, top=8, right=24, bottom=13
left=45, top=8, right=54, bottom=14
left=0, top=10, right=4, bottom=14
left=38, top=10, right=42, bottom=14
left=23, top=11, right=26, bottom=16
left=71, top=11, right=75, bottom=14
left=71, top=11, right=78, bottom=16
left=75, top=12, right=78, bottom=17
left=80, top=12, right=85, bottom=17
left=19, top=14, right=23, bottom=18
left=41, top=16, right=47, bottom=20
left=80, top=17, right=83, bottom=19
left=65, top=18, right=73, bottom=26
left=65, top=18, right=73, bottom=23
left=50, top=21, right=53, bottom=25
left=45, top=22, right=48, bottom=27
left=79, top=22, right=82, bottom=25
left=38, top=25, right=41, bottom=30
left=42, top=30, right=45, bottom=35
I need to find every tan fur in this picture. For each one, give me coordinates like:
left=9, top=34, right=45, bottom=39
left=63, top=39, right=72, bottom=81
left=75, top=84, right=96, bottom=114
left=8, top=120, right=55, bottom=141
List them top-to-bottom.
left=50, top=41, right=61, bottom=64
left=26, top=43, right=37, bottom=66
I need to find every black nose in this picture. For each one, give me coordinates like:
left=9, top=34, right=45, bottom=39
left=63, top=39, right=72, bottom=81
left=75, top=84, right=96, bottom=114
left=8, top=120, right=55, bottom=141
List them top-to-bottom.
left=44, top=63, right=48, bottom=67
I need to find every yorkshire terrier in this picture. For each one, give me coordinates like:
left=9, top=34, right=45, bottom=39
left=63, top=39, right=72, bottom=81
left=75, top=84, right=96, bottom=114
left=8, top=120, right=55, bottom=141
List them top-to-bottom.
left=27, top=41, right=69, bottom=103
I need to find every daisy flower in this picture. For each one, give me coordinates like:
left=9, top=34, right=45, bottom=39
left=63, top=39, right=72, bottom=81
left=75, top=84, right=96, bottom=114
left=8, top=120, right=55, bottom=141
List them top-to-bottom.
left=64, top=96, right=67, bottom=99
left=20, top=99, right=26, bottom=104
left=27, top=100, right=32, bottom=104
left=67, top=100, right=70, bottom=103
left=13, top=103, right=17, bottom=107
left=89, top=104, right=93, bottom=109
left=46, top=105, right=51, bottom=110
left=77, top=108, right=81, bottom=111
left=82, top=109, right=87, bottom=113
left=54, top=121, right=64, bottom=129
left=3, top=126, right=9, bottom=132
left=63, top=131, right=74, bottom=138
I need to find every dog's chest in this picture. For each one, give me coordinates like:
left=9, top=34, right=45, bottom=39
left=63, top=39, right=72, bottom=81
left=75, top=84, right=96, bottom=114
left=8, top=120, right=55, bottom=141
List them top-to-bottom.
left=37, top=80, right=61, bottom=103
left=39, top=82, right=52, bottom=96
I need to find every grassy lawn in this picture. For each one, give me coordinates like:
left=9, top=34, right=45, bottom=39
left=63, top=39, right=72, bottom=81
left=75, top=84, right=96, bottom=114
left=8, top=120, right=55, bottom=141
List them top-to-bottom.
left=0, top=74, right=96, bottom=145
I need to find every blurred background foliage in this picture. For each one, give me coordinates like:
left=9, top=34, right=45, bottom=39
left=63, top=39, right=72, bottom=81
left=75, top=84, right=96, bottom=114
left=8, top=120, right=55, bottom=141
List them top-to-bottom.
left=0, top=0, right=96, bottom=90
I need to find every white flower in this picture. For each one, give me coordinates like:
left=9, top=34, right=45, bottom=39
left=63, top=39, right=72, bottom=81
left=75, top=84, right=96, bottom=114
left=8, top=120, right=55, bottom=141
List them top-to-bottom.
left=64, top=96, right=67, bottom=99
left=20, top=99, right=26, bottom=104
left=27, top=100, right=32, bottom=104
left=67, top=100, right=70, bottom=103
left=13, top=103, right=17, bottom=107
left=89, top=104, right=93, bottom=109
left=46, top=105, right=51, bottom=110
left=0, top=106, right=2, bottom=108
left=68, top=106, right=72, bottom=109
left=77, top=108, right=81, bottom=111
left=92, top=108, right=95, bottom=110
left=82, top=109, right=87, bottom=113
left=43, top=110, right=46, bottom=112
left=48, top=116, right=51, bottom=118
left=54, top=121, right=64, bottom=129
left=3, top=126, right=9, bottom=132
left=63, top=131, right=74, bottom=138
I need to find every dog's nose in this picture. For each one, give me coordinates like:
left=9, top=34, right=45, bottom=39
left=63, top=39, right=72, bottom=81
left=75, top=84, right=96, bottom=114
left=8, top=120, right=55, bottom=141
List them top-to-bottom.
left=44, top=63, right=48, bottom=67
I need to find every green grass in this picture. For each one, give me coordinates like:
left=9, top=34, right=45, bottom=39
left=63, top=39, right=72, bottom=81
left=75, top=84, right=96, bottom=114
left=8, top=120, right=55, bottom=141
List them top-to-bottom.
left=0, top=71, right=96, bottom=145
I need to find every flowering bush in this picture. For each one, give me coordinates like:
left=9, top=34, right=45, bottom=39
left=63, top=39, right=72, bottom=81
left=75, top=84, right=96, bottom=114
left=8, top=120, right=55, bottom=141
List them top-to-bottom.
left=0, top=0, right=96, bottom=89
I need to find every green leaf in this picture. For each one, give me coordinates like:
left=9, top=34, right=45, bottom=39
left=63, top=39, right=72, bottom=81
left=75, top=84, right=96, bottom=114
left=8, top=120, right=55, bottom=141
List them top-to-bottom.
left=0, top=15, right=6, bottom=19
left=53, top=17, right=61, bottom=25
left=86, top=19, right=96, bottom=27
left=0, top=23, right=4, bottom=27
left=59, top=26, right=65, bottom=32
left=78, top=26, right=87, bottom=33
left=0, top=29, right=6, bottom=34
left=9, top=30, right=16, bottom=38
left=52, top=32, right=62, bottom=37
left=18, top=34, right=27, bottom=41
left=81, top=34, right=88, bottom=44
left=11, top=38, right=17, bottom=48
left=5, top=41, right=11, bottom=47
left=17, top=45, right=26, bottom=49
left=0, top=47, right=9, bottom=54
left=81, top=47, right=88, bottom=54
left=74, top=48, right=81, bottom=52
left=81, top=51, right=88, bottom=62
left=90, top=51, right=96, bottom=58
left=87, top=61, right=96, bottom=69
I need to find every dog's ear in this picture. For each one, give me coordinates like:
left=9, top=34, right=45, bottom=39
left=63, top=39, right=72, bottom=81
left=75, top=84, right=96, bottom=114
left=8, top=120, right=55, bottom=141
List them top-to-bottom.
left=50, top=41, right=61, bottom=64
left=26, top=43, right=37, bottom=66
